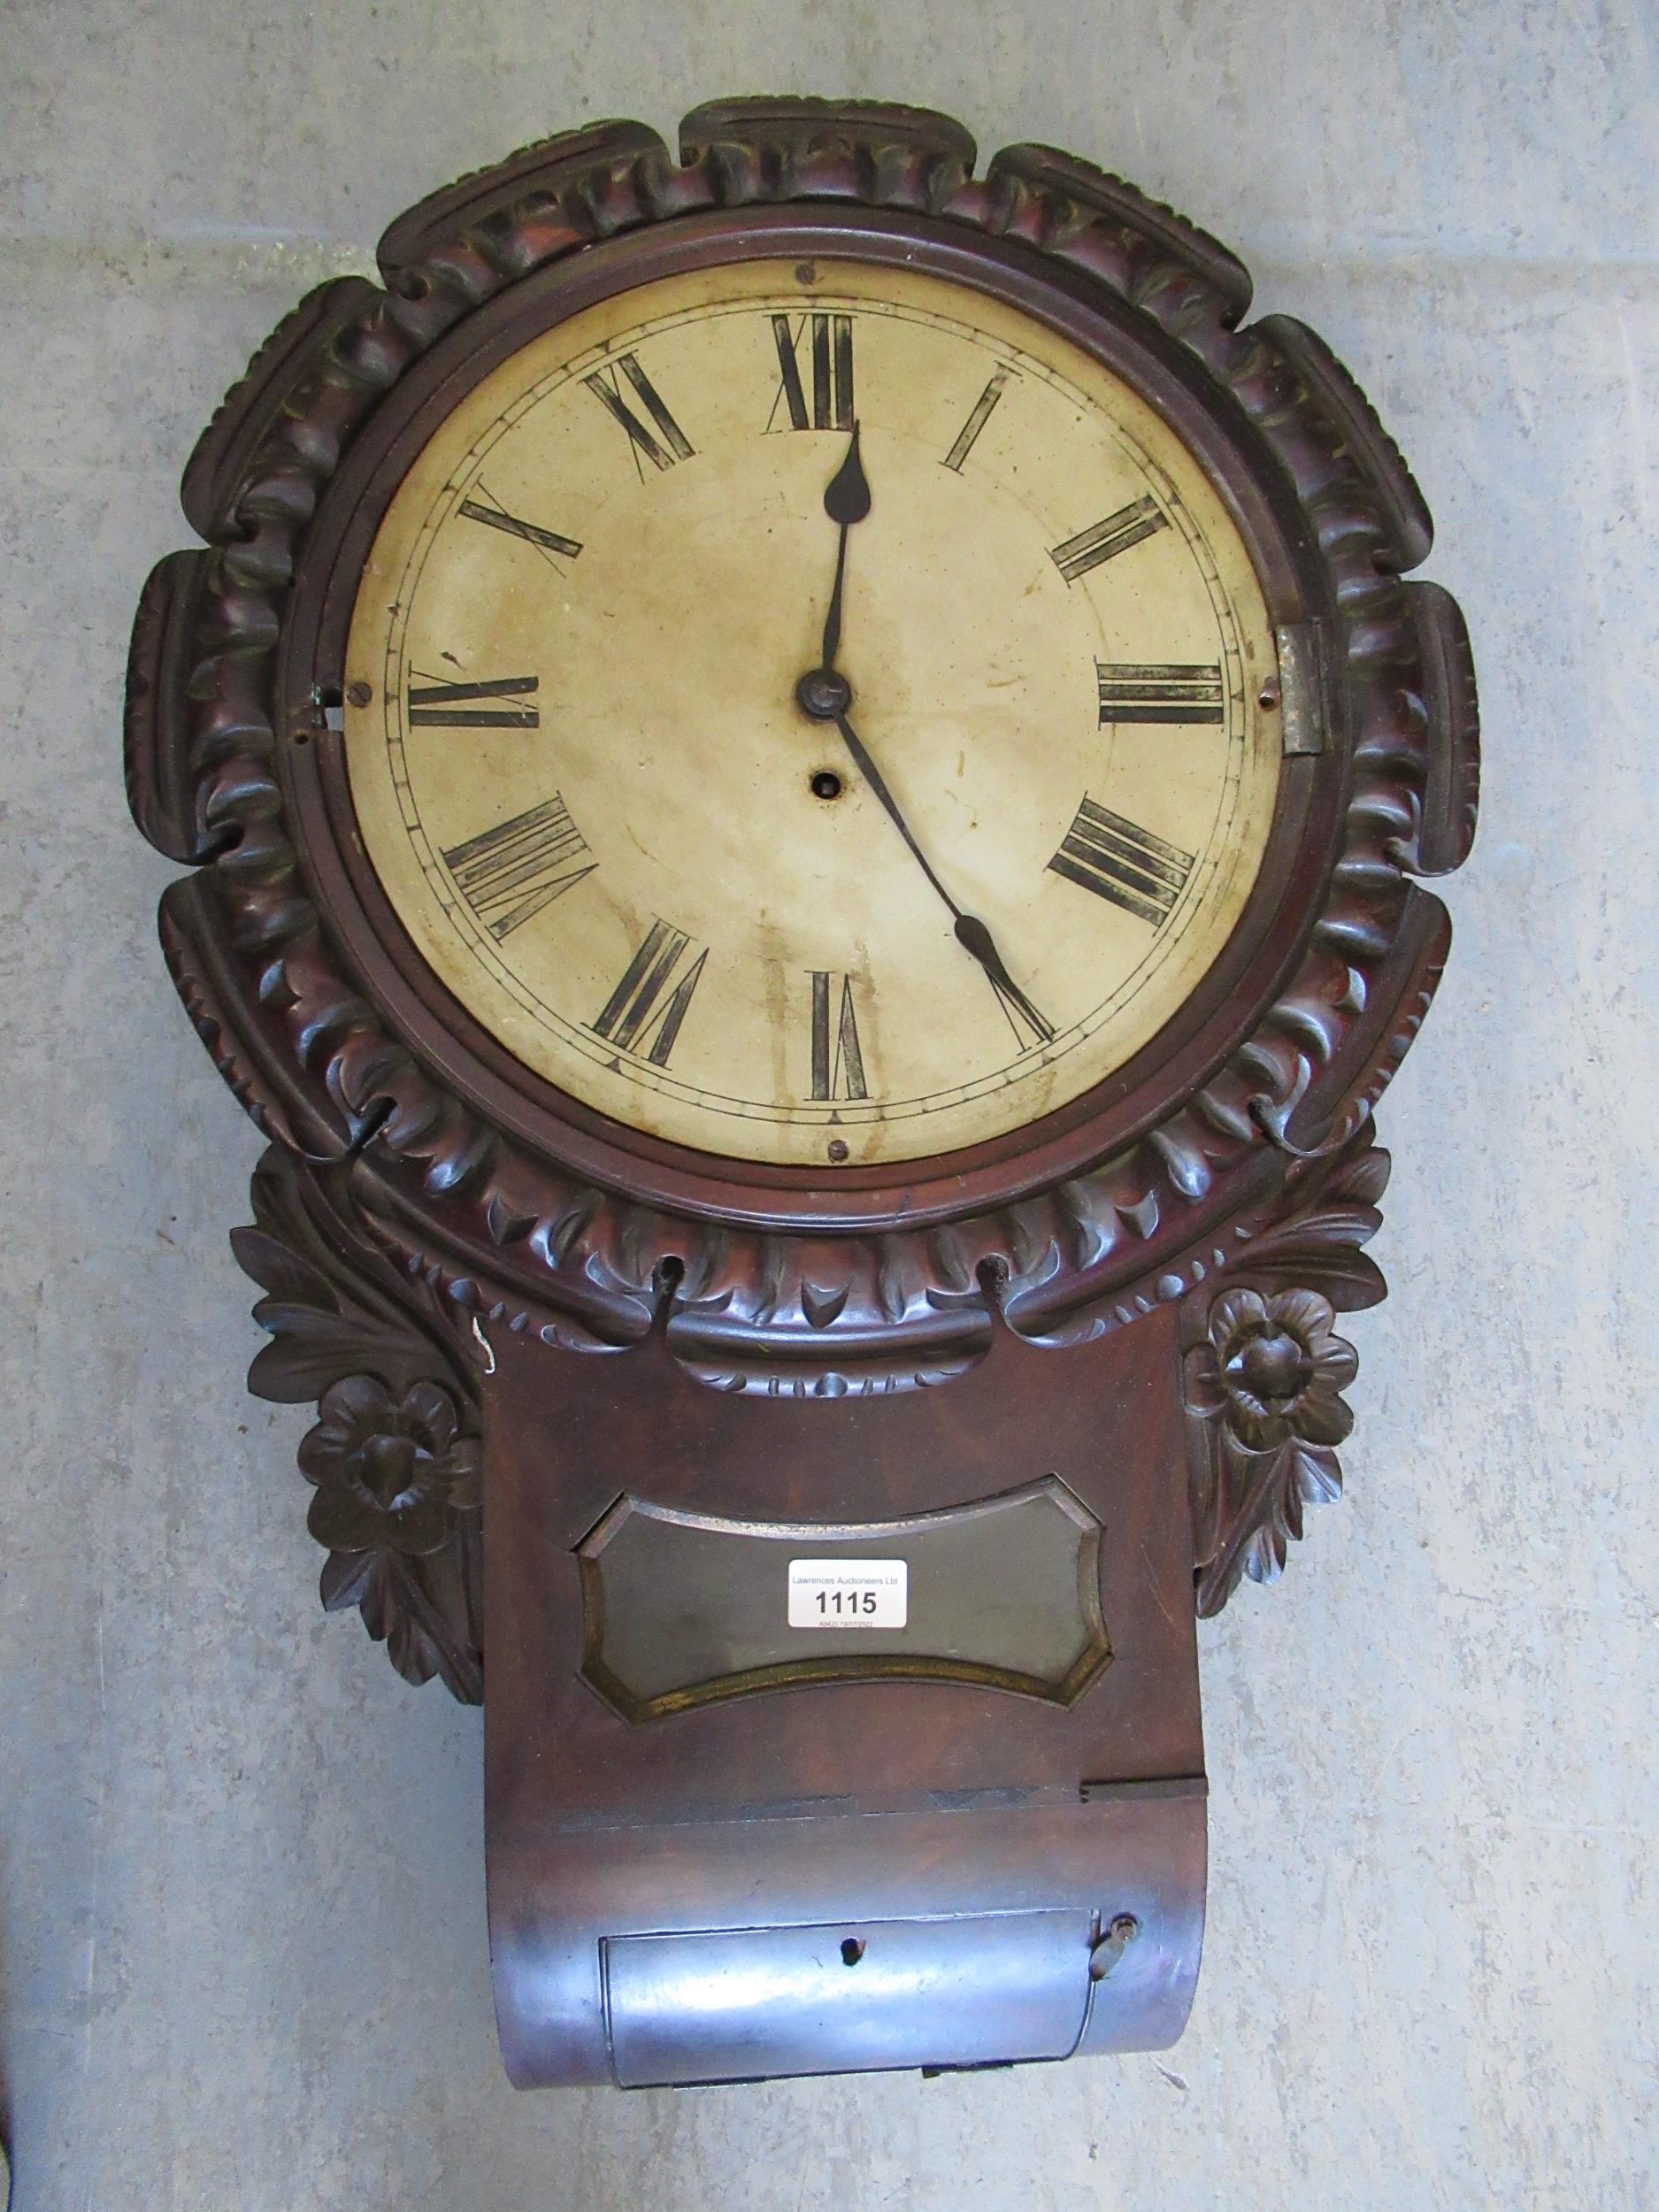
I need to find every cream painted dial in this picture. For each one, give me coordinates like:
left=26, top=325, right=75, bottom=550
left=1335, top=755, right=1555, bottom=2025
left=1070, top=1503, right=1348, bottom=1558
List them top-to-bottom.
left=343, top=258, right=1281, bottom=1169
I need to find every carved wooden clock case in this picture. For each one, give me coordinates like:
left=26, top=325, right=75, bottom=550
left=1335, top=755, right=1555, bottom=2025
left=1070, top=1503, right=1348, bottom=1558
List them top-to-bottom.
left=124, top=99, right=1478, bottom=2088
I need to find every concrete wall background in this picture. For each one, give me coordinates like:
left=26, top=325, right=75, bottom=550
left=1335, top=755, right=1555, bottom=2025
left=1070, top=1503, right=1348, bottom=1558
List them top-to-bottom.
left=2, top=3, right=1655, bottom=2206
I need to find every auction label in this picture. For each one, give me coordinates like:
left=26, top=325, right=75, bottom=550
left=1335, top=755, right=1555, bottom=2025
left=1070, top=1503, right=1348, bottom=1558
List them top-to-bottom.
left=787, top=1558, right=908, bottom=1630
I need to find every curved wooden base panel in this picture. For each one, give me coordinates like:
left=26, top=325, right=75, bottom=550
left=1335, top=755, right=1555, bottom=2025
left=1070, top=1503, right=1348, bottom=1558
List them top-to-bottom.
left=483, top=1315, right=1206, bottom=2085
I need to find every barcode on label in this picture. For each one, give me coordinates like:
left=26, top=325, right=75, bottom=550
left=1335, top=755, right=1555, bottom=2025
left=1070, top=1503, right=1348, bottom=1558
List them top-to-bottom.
left=787, top=1558, right=908, bottom=1630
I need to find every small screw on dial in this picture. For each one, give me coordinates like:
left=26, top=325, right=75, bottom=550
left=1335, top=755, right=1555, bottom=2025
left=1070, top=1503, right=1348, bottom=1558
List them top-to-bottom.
left=346, top=680, right=373, bottom=708
left=826, top=1139, right=849, bottom=1164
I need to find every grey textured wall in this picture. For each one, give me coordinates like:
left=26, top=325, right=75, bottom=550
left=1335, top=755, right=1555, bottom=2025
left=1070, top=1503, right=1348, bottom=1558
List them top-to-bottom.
left=2, top=4, right=1655, bottom=2208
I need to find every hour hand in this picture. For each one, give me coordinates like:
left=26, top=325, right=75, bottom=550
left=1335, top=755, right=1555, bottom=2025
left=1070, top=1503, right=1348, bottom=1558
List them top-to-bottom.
left=823, top=423, right=871, bottom=528
left=818, top=426, right=870, bottom=674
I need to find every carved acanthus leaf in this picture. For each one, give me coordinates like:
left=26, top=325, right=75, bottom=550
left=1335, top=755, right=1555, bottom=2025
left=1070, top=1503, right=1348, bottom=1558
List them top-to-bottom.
left=1183, top=1125, right=1386, bottom=1615
left=231, top=1148, right=484, bottom=1702
left=1191, top=1428, right=1347, bottom=1619
left=318, top=1527, right=483, bottom=1707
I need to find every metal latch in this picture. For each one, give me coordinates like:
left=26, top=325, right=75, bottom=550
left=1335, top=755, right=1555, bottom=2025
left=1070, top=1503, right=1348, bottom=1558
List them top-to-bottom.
left=1275, top=621, right=1333, bottom=757
left=1089, top=1913, right=1141, bottom=1982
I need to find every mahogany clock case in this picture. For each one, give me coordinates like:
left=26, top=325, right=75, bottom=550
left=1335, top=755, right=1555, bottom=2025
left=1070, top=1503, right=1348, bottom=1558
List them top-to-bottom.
left=127, top=98, right=1477, bottom=1390
left=123, top=99, right=1478, bottom=2085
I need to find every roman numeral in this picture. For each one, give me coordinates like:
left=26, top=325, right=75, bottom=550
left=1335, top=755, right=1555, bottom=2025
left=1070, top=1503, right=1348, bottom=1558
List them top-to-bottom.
left=767, top=313, right=855, bottom=432
left=584, top=354, right=694, bottom=476
left=942, top=369, right=1011, bottom=471
left=457, top=488, right=581, bottom=565
left=1050, top=495, right=1167, bottom=585
left=1095, top=661, right=1225, bottom=726
left=406, top=672, right=539, bottom=728
left=442, top=795, right=595, bottom=940
left=1048, top=797, right=1194, bottom=926
left=593, top=921, right=707, bottom=1066
left=809, top=972, right=868, bottom=1101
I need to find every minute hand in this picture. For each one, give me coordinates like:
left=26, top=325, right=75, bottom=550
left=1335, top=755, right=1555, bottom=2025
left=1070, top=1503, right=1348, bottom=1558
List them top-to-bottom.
left=832, top=710, right=1054, bottom=1046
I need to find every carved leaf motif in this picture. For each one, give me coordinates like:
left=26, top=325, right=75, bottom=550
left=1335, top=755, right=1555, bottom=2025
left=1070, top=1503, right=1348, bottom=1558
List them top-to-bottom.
left=1183, top=1125, right=1379, bottom=1615
left=1237, top=1143, right=1392, bottom=1312
left=1329, top=1145, right=1392, bottom=1208
left=232, top=1148, right=484, bottom=1702
left=232, top=1150, right=471, bottom=1403
left=231, top=1224, right=333, bottom=1306
left=1245, top=1243, right=1386, bottom=1313
left=242, top=1301, right=440, bottom=1404
left=1194, top=1431, right=1344, bottom=1617
left=319, top=1543, right=484, bottom=1704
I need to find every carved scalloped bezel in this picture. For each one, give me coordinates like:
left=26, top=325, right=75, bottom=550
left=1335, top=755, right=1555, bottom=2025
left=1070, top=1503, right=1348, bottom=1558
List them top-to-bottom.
left=126, top=100, right=1476, bottom=1386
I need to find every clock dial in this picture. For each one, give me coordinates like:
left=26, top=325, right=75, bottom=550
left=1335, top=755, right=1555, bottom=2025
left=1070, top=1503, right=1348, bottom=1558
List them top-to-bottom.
left=342, top=258, right=1282, bottom=1168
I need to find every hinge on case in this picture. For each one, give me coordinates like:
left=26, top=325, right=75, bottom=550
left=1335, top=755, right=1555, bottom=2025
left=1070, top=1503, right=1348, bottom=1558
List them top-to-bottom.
left=1275, top=621, right=1332, bottom=757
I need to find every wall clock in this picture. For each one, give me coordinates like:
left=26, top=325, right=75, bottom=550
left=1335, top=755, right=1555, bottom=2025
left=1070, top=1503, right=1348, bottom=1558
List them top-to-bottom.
left=125, top=98, right=1478, bottom=2087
